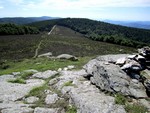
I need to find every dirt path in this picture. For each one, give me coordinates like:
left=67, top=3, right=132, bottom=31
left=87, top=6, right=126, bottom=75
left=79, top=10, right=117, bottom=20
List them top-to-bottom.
left=48, top=25, right=56, bottom=35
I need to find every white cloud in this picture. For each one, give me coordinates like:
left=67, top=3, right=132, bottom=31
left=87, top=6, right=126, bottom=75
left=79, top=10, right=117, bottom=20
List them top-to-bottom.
left=8, top=0, right=24, bottom=5
left=19, top=0, right=150, bottom=15
left=0, top=6, right=4, bottom=9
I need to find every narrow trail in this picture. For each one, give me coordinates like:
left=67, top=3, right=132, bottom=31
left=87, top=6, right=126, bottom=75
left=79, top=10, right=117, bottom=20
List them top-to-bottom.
left=34, top=25, right=56, bottom=58
left=33, top=40, right=43, bottom=58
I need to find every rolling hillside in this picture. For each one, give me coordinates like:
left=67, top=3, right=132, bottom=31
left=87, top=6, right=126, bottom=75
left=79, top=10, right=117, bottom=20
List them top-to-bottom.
left=29, top=18, right=150, bottom=47
left=0, top=25, right=135, bottom=60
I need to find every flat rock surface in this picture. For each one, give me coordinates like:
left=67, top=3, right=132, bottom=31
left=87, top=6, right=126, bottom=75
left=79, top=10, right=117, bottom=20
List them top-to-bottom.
left=32, top=70, right=58, bottom=79
left=0, top=74, right=44, bottom=112
left=34, top=107, right=62, bottom=113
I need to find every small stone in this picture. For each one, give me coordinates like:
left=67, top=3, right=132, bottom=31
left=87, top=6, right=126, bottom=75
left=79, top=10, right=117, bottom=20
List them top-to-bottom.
left=38, top=52, right=52, bottom=58
left=127, top=55, right=137, bottom=59
left=136, top=55, right=145, bottom=60
left=116, top=57, right=127, bottom=65
left=104, top=62, right=110, bottom=65
left=67, top=65, right=75, bottom=70
left=63, top=67, right=68, bottom=71
left=58, top=68, right=62, bottom=72
left=23, top=69, right=38, bottom=73
left=12, top=72, right=21, bottom=76
left=49, top=78, right=59, bottom=86
left=131, top=79, right=139, bottom=84
left=44, top=90, right=52, bottom=95
left=45, top=94, right=59, bottom=104
left=25, top=96, right=39, bottom=104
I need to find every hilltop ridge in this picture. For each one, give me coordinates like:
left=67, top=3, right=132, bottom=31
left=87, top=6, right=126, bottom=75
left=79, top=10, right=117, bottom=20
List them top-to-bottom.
left=29, top=18, right=150, bottom=47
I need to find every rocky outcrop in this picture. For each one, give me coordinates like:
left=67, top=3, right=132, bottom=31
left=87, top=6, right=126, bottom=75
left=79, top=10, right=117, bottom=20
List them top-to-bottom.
left=84, top=54, right=148, bottom=98
left=51, top=70, right=126, bottom=113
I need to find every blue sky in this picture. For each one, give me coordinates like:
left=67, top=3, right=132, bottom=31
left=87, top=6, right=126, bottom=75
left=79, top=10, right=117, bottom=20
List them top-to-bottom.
left=0, top=0, right=150, bottom=21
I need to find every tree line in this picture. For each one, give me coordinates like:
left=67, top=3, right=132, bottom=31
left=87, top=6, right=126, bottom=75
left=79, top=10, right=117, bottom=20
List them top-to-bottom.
left=0, top=23, right=39, bottom=35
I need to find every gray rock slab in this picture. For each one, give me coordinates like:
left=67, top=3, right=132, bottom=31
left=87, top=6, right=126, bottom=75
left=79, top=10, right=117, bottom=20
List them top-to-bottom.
left=96, top=54, right=131, bottom=63
left=32, top=70, right=58, bottom=79
left=0, top=74, right=45, bottom=102
left=0, top=102, right=33, bottom=113
left=1, top=107, right=33, bottom=113
left=34, top=107, right=61, bottom=113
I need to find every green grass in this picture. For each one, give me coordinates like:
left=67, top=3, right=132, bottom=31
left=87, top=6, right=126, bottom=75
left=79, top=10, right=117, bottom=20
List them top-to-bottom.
left=0, top=57, right=92, bottom=75
left=7, top=71, right=35, bottom=84
left=20, top=71, right=35, bottom=79
left=25, top=74, right=62, bottom=107
left=8, top=78, right=26, bottom=84
left=63, top=81, right=74, bottom=87
left=114, top=93, right=148, bottom=113
left=115, top=93, right=127, bottom=105
left=125, top=103, right=148, bottom=113
left=66, top=105, right=77, bottom=113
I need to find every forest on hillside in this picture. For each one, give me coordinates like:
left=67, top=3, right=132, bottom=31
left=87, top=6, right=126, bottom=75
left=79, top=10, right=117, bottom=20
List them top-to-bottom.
left=29, top=18, right=150, bottom=48
left=0, top=23, right=39, bottom=35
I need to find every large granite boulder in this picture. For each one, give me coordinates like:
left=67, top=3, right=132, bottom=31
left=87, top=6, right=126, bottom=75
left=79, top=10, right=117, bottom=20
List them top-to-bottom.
left=38, top=52, right=52, bottom=58
left=56, top=54, right=78, bottom=61
left=84, top=54, right=147, bottom=98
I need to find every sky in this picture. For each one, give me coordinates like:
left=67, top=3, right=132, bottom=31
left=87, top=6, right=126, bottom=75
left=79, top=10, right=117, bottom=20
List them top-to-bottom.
left=0, top=0, right=150, bottom=21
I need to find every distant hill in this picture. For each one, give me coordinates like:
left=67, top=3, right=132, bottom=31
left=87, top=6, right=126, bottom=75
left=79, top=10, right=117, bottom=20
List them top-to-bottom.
left=0, top=16, right=59, bottom=25
left=29, top=18, right=150, bottom=47
left=104, top=20, right=150, bottom=30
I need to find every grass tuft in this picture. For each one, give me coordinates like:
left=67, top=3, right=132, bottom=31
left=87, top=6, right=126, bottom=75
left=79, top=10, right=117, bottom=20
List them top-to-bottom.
left=20, top=71, right=35, bottom=79
left=8, top=78, right=26, bottom=84
left=63, top=81, right=74, bottom=87
left=115, top=93, right=127, bottom=105
left=125, top=103, right=148, bottom=113
left=66, top=105, right=77, bottom=113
